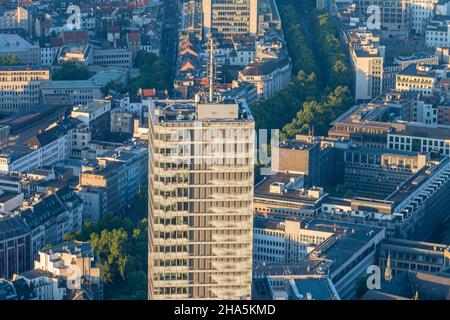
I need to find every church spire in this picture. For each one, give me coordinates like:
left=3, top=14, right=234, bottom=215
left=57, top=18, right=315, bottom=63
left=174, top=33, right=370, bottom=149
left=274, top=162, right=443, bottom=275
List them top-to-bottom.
left=384, top=251, right=392, bottom=282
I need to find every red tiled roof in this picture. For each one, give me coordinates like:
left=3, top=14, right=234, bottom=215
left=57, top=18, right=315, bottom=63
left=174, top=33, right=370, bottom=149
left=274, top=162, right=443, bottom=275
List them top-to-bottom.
left=18, top=0, right=33, bottom=6
left=62, top=31, right=89, bottom=43
left=127, top=32, right=140, bottom=42
left=50, top=37, right=64, bottom=47
left=198, top=78, right=209, bottom=86
left=142, top=89, right=156, bottom=97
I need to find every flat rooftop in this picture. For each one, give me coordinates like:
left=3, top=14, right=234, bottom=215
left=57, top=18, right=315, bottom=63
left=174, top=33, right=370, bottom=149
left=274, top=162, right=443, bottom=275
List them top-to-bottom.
left=151, top=98, right=254, bottom=123
left=73, top=100, right=111, bottom=114
left=277, top=139, right=317, bottom=151
left=386, top=157, right=450, bottom=205
left=254, top=173, right=323, bottom=204
left=306, top=219, right=384, bottom=274
left=380, top=238, right=449, bottom=253
left=252, top=275, right=338, bottom=300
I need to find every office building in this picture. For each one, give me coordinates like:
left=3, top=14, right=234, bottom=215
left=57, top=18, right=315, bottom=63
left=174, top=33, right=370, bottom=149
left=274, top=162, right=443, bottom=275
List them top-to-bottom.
left=202, top=0, right=258, bottom=38
left=354, top=0, right=410, bottom=39
left=410, top=0, right=438, bottom=35
left=0, top=7, right=29, bottom=32
left=425, top=15, right=450, bottom=47
left=348, top=30, right=384, bottom=101
left=0, top=34, right=40, bottom=66
left=238, top=55, right=292, bottom=100
left=395, top=64, right=446, bottom=95
left=0, top=66, right=50, bottom=112
left=148, top=97, right=255, bottom=299
left=79, top=146, right=147, bottom=221
left=0, top=216, right=32, bottom=279
left=253, top=218, right=334, bottom=264
left=376, top=238, right=450, bottom=276
left=32, top=241, right=103, bottom=300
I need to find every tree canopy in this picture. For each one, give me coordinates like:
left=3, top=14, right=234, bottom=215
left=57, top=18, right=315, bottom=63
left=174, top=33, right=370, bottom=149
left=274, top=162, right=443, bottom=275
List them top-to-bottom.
left=126, top=51, right=172, bottom=95
left=0, top=55, right=21, bottom=66
left=52, top=62, right=91, bottom=80
left=64, top=189, right=148, bottom=299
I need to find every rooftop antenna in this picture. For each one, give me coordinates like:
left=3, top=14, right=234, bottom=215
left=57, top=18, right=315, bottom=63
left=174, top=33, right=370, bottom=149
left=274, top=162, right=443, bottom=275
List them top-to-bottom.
left=207, top=37, right=216, bottom=103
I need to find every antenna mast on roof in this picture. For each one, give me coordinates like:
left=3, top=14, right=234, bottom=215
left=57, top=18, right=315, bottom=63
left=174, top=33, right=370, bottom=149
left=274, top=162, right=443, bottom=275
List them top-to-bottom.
left=207, top=37, right=217, bottom=103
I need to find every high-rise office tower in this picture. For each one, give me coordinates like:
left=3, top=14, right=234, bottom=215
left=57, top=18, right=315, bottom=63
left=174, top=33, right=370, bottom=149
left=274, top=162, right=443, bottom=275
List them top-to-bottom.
left=202, top=0, right=258, bottom=38
left=148, top=97, right=255, bottom=299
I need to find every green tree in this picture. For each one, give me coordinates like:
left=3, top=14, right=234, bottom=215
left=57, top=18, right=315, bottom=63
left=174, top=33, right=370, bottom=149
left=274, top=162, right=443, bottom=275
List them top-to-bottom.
left=127, top=50, right=172, bottom=94
left=0, top=55, right=21, bottom=66
left=52, top=62, right=91, bottom=80
left=101, top=80, right=126, bottom=96
left=90, top=228, right=129, bottom=284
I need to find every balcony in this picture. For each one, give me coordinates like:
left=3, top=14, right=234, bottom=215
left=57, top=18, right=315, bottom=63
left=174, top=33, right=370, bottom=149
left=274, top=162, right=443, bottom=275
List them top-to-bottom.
left=210, top=178, right=252, bottom=186
left=210, top=192, right=252, bottom=201
left=209, top=206, right=252, bottom=215
left=208, top=218, right=251, bottom=229
left=153, top=223, right=189, bottom=232
left=211, top=233, right=252, bottom=243
left=211, top=246, right=252, bottom=257
left=211, top=260, right=252, bottom=271
left=210, top=285, right=251, bottom=299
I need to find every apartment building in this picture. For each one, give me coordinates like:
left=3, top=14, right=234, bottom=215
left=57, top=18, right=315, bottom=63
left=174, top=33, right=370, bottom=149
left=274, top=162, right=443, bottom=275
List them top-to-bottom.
left=202, top=0, right=258, bottom=38
left=410, top=0, right=438, bottom=35
left=425, top=15, right=450, bottom=47
left=92, top=48, right=132, bottom=68
left=238, top=55, right=292, bottom=100
left=0, top=66, right=49, bottom=112
left=148, top=98, right=255, bottom=299
left=71, top=99, right=112, bottom=140
left=0, top=117, right=82, bottom=173
left=343, top=146, right=429, bottom=196
left=79, top=162, right=127, bottom=217
left=20, top=187, right=83, bottom=258
left=0, top=216, right=32, bottom=279
left=32, top=241, right=103, bottom=300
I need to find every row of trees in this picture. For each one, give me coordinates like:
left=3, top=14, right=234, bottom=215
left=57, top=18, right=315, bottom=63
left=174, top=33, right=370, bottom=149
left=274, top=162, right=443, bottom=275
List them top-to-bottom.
left=251, top=0, right=354, bottom=140
left=250, top=1, right=321, bottom=130
left=310, top=10, right=353, bottom=90
left=64, top=189, right=148, bottom=300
